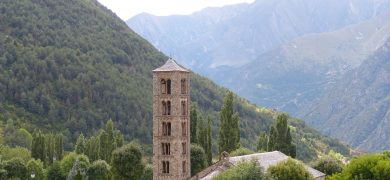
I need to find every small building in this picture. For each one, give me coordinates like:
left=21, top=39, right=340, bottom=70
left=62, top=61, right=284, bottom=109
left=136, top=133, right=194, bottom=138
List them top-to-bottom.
left=152, top=59, right=191, bottom=180
left=190, top=151, right=325, bottom=180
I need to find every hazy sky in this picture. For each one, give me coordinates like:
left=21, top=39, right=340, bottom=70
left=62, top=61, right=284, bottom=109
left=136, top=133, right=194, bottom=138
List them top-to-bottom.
left=97, top=0, right=254, bottom=20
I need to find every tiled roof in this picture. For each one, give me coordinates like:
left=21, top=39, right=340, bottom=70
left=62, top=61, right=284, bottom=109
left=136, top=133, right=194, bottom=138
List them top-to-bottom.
left=153, top=58, right=190, bottom=72
left=200, top=151, right=325, bottom=179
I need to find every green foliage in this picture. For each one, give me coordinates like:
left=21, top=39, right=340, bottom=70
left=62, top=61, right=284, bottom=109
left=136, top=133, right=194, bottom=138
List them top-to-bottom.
left=218, top=91, right=240, bottom=153
left=190, top=103, right=198, bottom=144
left=267, top=114, right=296, bottom=157
left=198, top=115, right=213, bottom=165
left=32, top=130, right=46, bottom=163
left=257, top=132, right=268, bottom=152
left=45, top=133, right=55, bottom=165
left=75, top=133, right=86, bottom=154
left=55, top=134, right=64, bottom=160
left=85, top=135, right=100, bottom=162
left=111, top=143, right=144, bottom=179
left=191, top=144, right=207, bottom=176
left=0, top=145, right=31, bottom=162
left=230, top=147, right=254, bottom=156
left=329, top=151, right=390, bottom=180
left=60, top=152, right=78, bottom=176
left=312, top=156, right=343, bottom=176
left=4, top=157, right=28, bottom=179
left=267, top=158, right=313, bottom=180
left=27, top=159, right=44, bottom=180
left=87, top=160, right=111, bottom=180
left=213, top=160, right=267, bottom=180
left=47, top=161, right=66, bottom=180
left=140, top=164, right=153, bottom=180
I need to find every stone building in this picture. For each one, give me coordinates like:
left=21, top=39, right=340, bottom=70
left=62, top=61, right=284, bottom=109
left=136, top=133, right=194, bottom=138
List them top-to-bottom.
left=152, top=59, right=191, bottom=180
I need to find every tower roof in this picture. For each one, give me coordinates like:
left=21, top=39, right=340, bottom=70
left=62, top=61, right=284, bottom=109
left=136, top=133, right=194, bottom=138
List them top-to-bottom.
left=153, top=58, right=190, bottom=72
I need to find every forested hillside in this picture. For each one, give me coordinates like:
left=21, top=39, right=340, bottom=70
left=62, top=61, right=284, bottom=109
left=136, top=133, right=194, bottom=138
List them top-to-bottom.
left=0, top=0, right=349, bottom=161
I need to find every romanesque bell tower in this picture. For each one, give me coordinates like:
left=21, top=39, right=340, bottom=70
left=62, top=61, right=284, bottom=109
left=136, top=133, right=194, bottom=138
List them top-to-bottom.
left=152, top=59, right=191, bottom=180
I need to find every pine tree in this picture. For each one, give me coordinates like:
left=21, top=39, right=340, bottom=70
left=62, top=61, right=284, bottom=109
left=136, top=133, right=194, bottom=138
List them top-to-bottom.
left=218, top=91, right=240, bottom=153
left=190, top=103, right=198, bottom=144
left=257, top=132, right=268, bottom=152
left=75, top=133, right=86, bottom=154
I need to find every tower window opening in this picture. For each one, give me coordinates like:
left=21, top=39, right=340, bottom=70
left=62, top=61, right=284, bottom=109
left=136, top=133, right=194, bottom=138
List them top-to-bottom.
left=161, top=79, right=166, bottom=94
left=167, top=79, right=171, bottom=94
left=181, top=79, right=186, bottom=94
left=167, top=101, right=171, bottom=115
left=181, top=101, right=187, bottom=115
left=162, top=122, right=171, bottom=136
left=181, top=122, right=187, bottom=136
left=182, top=142, right=187, bottom=155
left=162, top=143, right=171, bottom=155
left=162, top=161, right=170, bottom=174
left=182, top=161, right=186, bottom=173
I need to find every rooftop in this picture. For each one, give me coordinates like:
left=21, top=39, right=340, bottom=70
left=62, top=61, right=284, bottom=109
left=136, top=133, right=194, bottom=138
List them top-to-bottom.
left=153, top=58, right=190, bottom=72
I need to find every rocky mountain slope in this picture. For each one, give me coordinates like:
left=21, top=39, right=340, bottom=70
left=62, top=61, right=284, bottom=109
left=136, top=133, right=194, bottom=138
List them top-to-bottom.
left=299, top=38, right=390, bottom=152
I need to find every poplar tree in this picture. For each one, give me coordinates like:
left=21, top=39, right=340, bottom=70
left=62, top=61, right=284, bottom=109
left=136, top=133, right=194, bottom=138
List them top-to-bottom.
left=218, top=91, right=240, bottom=153
left=190, top=103, right=198, bottom=144
left=267, top=114, right=296, bottom=157
left=198, top=116, right=212, bottom=165
left=206, top=116, right=212, bottom=165
left=32, top=130, right=45, bottom=162
left=257, top=132, right=268, bottom=152
left=45, top=133, right=55, bottom=165
left=55, top=133, right=64, bottom=160
left=75, top=133, right=86, bottom=154
left=85, top=136, right=100, bottom=162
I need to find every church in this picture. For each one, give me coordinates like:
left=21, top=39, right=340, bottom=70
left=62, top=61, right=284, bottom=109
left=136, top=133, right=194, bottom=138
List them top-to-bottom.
left=152, top=59, right=325, bottom=180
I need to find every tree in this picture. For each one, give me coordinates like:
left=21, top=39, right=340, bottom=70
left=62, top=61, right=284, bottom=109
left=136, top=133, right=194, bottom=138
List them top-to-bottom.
left=218, top=91, right=240, bottom=153
left=190, top=103, right=198, bottom=144
left=267, top=114, right=296, bottom=157
left=197, top=115, right=213, bottom=165
left=31, top=130, right=46, bottom=162
left=257, top=132, right=268, bottom=152
left=46, top=133, right=55, bottom=165
left=55, top=133, right=64, bottom=160
left=75, top=133, right=86, bottom=154
left=85, top=135, right=100, bottom=162
left=111, top=143, right=144, bottom=179
left=190, top=144, right=207, bottom=176
left=328, top=151, right=390, bottom=180
left=60, top=152, right=78, bottom=177
left=312, top=156, right=343, bottom=176
left=4, top=157, right=28, bottom=179
left=267, top=158, right=312, bottom=180
left=27, top=159, right=44, bottom=180
left=87, top=160, right=111, bottom=180
left=213, top=160, right=268, bottom=180
left=47, top=161, right=66, bottom=180
left=140, top=165, right=153, bottom=180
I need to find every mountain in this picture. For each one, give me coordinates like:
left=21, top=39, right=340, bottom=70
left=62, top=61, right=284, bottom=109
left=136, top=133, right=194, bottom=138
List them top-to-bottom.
left=0, top=0, right=350, bottom=161
left=127, top=0, right=390, bottom=72
left=216, top=14, right=390, bottom=113
left=299, top=38, right=390, bottom=152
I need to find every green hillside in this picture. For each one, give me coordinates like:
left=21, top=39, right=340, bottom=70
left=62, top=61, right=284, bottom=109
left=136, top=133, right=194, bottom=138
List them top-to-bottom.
left=0, top=0, right=350, bottom=161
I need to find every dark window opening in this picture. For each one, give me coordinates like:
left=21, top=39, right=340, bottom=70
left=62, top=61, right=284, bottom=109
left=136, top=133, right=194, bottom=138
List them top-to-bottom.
left=167, top=79, right=171, bottom=94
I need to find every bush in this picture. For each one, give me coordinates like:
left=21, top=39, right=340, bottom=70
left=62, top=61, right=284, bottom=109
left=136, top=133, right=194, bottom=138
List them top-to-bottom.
left=112, top=143, right=144, bottom=179
left=191, top=144, right=207, bottom=176
left=230, top=147, right=254, bottom=156
left=312, top=156, right=343, bottom=175
left=4, top=157, right=28, bottom=179
left=267, top=158, right=313, bottom=180
left=27, top=159, right=44, bottom=180
left=87, top=160, right=111, bottom=180
left=213, top=160, right=267, bottom=180
left=47, top=161, right=66, bottom=180
left=140, top=164, right=153, bottom=180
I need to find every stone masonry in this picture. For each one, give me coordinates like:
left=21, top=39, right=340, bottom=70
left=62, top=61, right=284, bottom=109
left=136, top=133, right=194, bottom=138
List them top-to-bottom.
left=152, top=59, right=191, bottom=180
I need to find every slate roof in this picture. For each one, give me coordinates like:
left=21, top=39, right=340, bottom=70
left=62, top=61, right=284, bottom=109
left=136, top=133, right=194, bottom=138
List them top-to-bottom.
left=153, top=58, right=190, bottom=72
left=200, top=151, right=325, bottom=180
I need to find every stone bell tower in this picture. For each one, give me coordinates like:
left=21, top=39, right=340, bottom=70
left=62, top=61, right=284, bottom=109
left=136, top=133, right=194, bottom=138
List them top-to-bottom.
left=152, top=58, right=191, bottom=180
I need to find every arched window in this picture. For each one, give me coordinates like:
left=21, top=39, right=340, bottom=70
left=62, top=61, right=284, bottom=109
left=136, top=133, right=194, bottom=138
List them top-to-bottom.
left=161, top=79, right=166, bottom=94
left=167, top=79, right=171, bottom=94
left=181, top=79, right=186, bottom=94
left=162, top=101, right=167, bottom=115
left=167, top=101, right=171, bottom=115
left=181, top=101, right=186, bottom=115
left=162, top=122, right=171, bottom=136
left=181, top=122, right=186, bottom=136
left=182, top=142, right=186, bottom=155
left=162, top=143, right=170, bottom=155
left=162, top=161, right=170, bottom=174
left=182, top=161, right=186, bottom=173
